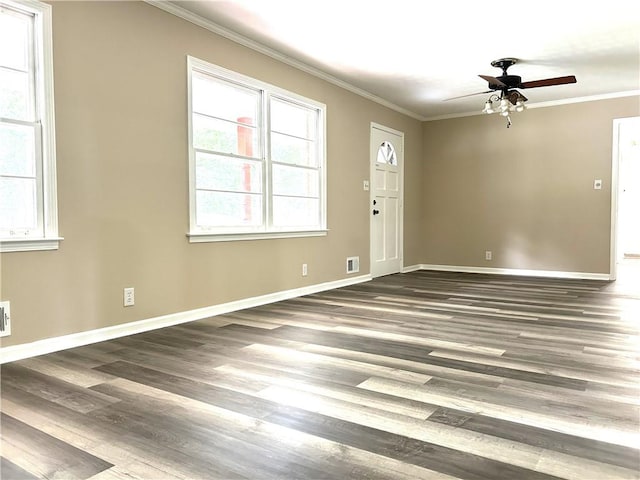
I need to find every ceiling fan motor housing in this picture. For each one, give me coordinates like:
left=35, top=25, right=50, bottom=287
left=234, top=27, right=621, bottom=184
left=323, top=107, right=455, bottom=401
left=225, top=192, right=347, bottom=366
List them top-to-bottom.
left=490, top=58, right=521, bottom=89
left=496, top=75, right=522, bottom=88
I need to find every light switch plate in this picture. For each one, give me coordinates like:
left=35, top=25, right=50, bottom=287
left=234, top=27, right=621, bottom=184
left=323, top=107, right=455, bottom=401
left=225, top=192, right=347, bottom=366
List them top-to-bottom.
left=594, top=179, right=602, bottom=190
left=363, top=180, right=369, bottom=191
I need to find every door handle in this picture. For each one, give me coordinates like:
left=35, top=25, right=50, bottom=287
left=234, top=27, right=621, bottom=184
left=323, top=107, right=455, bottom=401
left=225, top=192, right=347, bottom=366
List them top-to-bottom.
left=372, top=209, right=380, bottom=215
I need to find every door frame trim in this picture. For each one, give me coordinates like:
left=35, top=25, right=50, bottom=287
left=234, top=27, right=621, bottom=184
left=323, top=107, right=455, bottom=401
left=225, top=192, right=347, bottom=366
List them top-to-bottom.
left=369, top=122, right=405, bottom=277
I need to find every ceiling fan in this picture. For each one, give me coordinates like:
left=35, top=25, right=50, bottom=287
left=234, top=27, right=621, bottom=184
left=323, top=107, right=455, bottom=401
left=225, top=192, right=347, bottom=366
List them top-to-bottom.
left=446, top=57, right=577, bottom=103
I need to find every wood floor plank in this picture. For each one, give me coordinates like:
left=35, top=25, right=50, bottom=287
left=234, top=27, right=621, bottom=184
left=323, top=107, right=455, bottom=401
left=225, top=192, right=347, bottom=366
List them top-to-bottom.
left=240, top=342, right=433, bottom=384
left=13, top=356, right=116, bottom=388
left=92, top=360, right=280, bottom=420
left=214, top=362, right=438, bottom=419
left=0, top=363, right=120, bottom=414
left=357, top=376, right=640, bottom=449
left=90, top=377, right=459, bottom=480
left=257, top=383, right=636, bottom=479
left=0, top=385, right=225, bottom=479
left=259, top=389, right=560, bottom=480
left=427, top=406, right=640, bottom=471
left=1, top=412, right=113, bottom=479
left=1, top=456, right=40, bottom=480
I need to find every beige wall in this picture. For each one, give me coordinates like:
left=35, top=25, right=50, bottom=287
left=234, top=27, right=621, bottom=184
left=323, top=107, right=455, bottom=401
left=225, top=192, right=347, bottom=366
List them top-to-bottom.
left=0, top=1, right=423, bottom=347
left=421, top=98, right=639, bottom=273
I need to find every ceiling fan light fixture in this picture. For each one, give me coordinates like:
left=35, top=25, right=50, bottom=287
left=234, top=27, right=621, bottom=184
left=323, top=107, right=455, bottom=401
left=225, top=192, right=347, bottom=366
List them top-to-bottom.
left=481, top=89, right=527, bottom=126
left=482, top=100, right=494, bottom=114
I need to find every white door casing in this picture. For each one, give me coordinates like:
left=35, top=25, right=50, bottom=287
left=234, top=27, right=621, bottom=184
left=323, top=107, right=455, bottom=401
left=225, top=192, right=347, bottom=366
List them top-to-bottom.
left=370, top=123, right=404, bottom=277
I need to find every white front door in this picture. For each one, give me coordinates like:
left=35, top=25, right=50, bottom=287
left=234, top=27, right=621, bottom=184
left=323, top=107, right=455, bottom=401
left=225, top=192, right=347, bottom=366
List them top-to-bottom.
left=370, top=124, right=403, bottom=278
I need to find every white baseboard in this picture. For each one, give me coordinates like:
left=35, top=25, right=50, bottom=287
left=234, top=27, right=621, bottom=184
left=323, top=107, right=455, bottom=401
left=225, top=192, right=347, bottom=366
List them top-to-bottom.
left=401, top=264, right=422, bottom=273
left=416, top=264, right=612, bottom=281
left=0, top=273, right=372, bottom=364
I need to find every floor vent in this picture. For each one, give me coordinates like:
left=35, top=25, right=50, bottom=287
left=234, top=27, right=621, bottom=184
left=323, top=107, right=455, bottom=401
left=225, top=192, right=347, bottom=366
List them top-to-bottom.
left=346, top=256, right=360, bottom=274
left=0, top=301, right=10, bottom=338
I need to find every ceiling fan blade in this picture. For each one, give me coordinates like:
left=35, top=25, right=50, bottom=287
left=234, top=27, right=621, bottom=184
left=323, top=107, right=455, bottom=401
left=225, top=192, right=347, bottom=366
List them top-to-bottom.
left=479, top=74, right=507, bottom=88
left=520, top=75, right=577, bottom=88
left=444, top=90, right=493, bottom=101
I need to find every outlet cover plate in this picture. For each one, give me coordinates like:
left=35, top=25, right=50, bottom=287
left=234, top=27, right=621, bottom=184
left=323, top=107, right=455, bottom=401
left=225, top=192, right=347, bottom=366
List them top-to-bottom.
left=123, top=288, right=135, bottom=307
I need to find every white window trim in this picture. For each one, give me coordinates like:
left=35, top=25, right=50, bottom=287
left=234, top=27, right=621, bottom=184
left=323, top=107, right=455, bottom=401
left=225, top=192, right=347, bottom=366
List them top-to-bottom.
left=1, top=0, right=60, bottom=253
left=186, top=56, right=327, bottom=243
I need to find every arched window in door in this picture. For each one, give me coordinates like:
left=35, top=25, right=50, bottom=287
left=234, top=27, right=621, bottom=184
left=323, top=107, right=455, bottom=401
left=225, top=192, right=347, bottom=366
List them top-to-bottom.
left=376, top=141, right=397, bottom=166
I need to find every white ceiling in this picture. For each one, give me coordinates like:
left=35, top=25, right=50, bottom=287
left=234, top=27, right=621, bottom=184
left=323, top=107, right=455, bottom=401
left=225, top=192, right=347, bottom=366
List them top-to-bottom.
left=160, top=0, right=640, bottom=120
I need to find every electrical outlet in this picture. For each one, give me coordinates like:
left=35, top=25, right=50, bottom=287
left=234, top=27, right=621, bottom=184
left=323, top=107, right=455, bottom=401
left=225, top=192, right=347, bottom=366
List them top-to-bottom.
left=485, top=250, right=492, bottom=261
left=302, top=263, right=308, bottom=276
left=123, top=287, right=135, bottom=307
left=0, top=301, right=11, bottom=337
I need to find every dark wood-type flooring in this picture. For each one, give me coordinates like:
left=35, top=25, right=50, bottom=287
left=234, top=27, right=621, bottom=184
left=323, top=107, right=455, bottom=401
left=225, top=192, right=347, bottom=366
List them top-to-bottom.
left=1, top=269, right=639, bottom=479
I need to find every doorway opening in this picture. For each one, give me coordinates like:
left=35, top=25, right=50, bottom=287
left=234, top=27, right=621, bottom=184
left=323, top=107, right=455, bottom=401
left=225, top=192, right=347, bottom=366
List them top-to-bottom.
left=611, top=116, right=640, bottom=290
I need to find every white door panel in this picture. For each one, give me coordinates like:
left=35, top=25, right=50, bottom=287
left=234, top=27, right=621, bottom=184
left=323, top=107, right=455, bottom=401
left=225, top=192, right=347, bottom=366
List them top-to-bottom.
left=387, top=172, right=399, bottom=191
left=385, top=197, right=399, bottom=256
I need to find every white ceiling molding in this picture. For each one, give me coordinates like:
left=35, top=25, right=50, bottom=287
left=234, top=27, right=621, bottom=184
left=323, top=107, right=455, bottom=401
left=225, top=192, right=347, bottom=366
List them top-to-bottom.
left=144, top=0, right=427, bottom=121
left=145, top=1, right=638, bottom=123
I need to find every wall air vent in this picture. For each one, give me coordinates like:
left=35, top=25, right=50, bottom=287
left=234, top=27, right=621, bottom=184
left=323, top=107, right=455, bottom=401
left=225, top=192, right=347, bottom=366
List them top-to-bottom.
left=346, top=256, right=360, bottom=274
left=0, top=301, right=11, bottom=337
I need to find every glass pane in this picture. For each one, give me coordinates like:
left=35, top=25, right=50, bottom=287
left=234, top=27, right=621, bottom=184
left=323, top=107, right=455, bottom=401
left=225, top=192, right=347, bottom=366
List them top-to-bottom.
left=0, top=9, right=30, bottom=71
left=0, top=68, right=31, bottom=120
left=192, top=73, right=259, bottom=125
left=271, top=98, right=316, bottom=139
left=193, top=113, right=259, bottom=158
left=0, top=122, right=36, bottom=176
left=271, top=132, right=315, bottom=167
left=377, top=141, right=397, bottom=165
left=196, top=152, right=262, bottom=193
left=272, top=164, right=319, bottom=197
left=0, top=176, right=37, bottom=230
left=196, top=190, right=262, bottom=228
left=272, top=196, right=319, bottom=228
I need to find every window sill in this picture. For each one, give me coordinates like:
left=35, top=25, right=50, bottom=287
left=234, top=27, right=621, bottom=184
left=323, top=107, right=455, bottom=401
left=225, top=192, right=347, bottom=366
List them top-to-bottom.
left=187, top=230, right=328, bottom=243
left=1, top=237, right=63, bottom=253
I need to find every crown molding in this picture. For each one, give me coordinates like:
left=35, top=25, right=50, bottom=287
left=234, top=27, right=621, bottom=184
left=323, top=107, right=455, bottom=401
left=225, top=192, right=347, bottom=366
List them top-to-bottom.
left=144, top=0, right=427, bottom=121
left=145, top=2, right=638, bottom=124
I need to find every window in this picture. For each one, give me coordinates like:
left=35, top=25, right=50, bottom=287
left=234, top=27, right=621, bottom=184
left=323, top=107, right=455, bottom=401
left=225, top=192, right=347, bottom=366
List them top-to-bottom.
left=0, top=0, right=58, bottom=252
left=187, top=56, right=326, bottom=242
left=376, top=141, right=397, bottom=165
